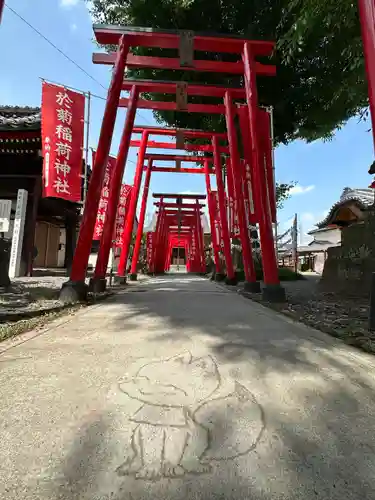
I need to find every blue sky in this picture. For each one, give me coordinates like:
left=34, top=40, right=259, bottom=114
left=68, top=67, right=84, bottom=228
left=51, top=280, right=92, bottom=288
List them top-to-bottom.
left=1, top=0, right=374, bottom=241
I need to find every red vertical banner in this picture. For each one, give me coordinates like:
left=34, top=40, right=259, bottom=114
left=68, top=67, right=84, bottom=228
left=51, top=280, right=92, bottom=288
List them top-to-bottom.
left=41, top=82, right=85, bottom=202
left=258, top=109, right=277, bottom=223
left=92, top=153, right=116, bottom=240
left=241, top=158, right=257, bottom=226
left=226, top=161, right=240, bottom=238
left=114, top=184, right=133, bottom=247
left=210, top=191, right=224, bottom=250
left=191, top=230, right=197, bottom=259
left=146, top=232, right=154, bottom=269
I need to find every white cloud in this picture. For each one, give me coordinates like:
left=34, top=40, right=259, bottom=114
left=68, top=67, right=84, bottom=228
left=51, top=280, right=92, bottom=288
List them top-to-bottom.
left=60, top=0, right=79, bottom=8
left=70, top=23, right=78, bottom=31
left=289, top=184, right=315, bottom=196
left=301, top=212, right=315, bottom=222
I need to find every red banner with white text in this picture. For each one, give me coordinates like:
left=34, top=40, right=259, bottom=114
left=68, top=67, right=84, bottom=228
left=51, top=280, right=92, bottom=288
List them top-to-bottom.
left=41, top=82, right=85, bottom=202
left=92, top=153, right=116, bottom=240
left=241, top=158, right=257, bottom=226
left=226, top=160, right=240, bottom=238
left=114, top=184, right=133, bottom=247
left=210, top=191, right=224, bottom=250
left=146, top=232, right=154, bottom=269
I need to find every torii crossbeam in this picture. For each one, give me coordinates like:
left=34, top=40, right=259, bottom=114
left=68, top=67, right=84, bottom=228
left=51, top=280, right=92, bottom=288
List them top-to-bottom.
left=60, top=24, right=285, bottom=303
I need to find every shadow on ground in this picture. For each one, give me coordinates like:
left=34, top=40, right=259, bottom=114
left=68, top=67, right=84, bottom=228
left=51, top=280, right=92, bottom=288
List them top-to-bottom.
left=4, top=274, right=375, bottom=500
left=50, top=274, right=375, bottom=500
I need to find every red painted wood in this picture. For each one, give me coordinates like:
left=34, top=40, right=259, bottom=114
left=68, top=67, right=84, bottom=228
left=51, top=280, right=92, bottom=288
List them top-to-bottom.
left=93, top=25, right=274, bottom=56
left=69, top=36, right=129, bottom=283
left=243, top=42, right=279, bottom=285
left=93, top=53, right=275, bottom=76
left=122, top=80, right=246, bottom=98
left=94, top=85, right=139, bottom=279
left=224, top=91, right=256, bottom=283
left=119, top=97, right=226, bottom=114
left=133, top=126, right=226, bottom=139
left=117, top=130, right=148, bottom=276
left=212, top=135, right=235, bottom=280
left=130, top=140, right=229, bottom=154
left=144, top=153, right=211, bottom=162
left=130, top=158, right=153, bottom=275
left=144, top=167, right=213, bottom=174
left=153, top=193, right=206, bottom=199
left=154, top=203, right=205, bottom=208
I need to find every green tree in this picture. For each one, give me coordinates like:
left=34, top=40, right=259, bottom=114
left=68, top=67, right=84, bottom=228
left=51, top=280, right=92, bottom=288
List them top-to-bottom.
left=89, top=0, right=368, bottom=143
left=91, top=0, right=360, bottom=207
left=276, top=182, right=295, bottom=209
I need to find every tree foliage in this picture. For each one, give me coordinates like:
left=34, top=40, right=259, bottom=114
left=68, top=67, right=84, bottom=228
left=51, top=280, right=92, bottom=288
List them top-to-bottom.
left=88, top=0, right=366, bottom=208
left=89, top=0, right=368, bottom=144
left=276, top=181, right=295, bottom=209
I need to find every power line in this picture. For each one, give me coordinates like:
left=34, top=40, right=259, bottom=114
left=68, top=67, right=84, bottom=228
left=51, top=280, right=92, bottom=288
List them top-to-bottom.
left=5, top=3, right=107, bottom=91
left=6, top=4, right=155, bottom=127
left=6, top=4, right=155, bottom=128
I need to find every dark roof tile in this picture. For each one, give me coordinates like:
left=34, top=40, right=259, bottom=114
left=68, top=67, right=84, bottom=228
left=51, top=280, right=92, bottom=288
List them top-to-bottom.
left=0, top=106, right=41, bottom=131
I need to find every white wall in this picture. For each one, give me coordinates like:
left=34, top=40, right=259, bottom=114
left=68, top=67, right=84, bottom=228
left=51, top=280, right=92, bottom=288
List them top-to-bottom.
left=312, top=227, right=341, bottom=245
left=57, top=228, right=66, bottom=268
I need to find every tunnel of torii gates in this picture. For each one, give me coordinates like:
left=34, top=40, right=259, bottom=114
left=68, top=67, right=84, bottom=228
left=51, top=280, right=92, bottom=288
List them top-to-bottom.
left=59, top=24, right=286, bottom=304
left=148, top=194, right=208, bottom=275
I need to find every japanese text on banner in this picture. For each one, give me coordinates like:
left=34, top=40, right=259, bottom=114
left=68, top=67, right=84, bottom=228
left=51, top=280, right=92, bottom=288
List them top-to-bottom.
left=41, top=83, right=85, bottom=202
left=92, top=154, right=117, bottom=240
left=114, top=184, right=133, bottom=247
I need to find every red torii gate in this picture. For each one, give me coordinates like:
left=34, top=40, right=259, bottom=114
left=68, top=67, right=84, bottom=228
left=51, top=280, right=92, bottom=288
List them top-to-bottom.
left=60, top=24, right=284, bottom=302
left=122, top=88, right=277, bottom=295
left=88, top=126, right=220, bottom=291
left=111, top=128, right=235, bottom=285
left=124, top=144, right=231, bottom=283
left=149, top=193, right=207, bottom=274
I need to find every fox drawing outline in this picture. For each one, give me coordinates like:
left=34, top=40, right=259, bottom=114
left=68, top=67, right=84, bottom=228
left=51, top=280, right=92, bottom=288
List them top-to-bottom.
left=116, top=352, right=263, bottom=480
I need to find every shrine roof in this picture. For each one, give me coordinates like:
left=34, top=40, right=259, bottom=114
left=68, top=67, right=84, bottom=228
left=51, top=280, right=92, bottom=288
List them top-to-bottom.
left=0, top=106, right=41, bottom=132
left=316, top=187, right=374, bottom=228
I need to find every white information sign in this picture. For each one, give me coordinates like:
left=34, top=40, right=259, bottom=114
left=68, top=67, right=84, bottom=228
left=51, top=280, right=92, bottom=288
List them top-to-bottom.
left=8, top=189, right=28, bottom=278
left=0, top=199, right=12, bottom=233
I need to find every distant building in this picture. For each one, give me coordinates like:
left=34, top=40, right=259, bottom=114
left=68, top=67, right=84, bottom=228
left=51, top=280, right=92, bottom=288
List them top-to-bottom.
left=297, top=187, right=374, bottom=273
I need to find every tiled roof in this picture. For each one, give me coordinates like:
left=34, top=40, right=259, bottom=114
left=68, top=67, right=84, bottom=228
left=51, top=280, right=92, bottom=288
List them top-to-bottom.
left=0, top=106, right=41, bottom=131
left=317, top=187, right=374, bottom=228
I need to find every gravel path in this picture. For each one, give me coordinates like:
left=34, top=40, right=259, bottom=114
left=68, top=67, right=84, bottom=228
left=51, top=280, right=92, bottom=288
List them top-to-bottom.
left=240, top=274, right=374, bottom=354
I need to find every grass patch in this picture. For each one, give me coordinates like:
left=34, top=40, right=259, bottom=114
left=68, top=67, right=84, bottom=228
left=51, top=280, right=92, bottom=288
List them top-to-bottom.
left=0, top=305, right=83, bottom=343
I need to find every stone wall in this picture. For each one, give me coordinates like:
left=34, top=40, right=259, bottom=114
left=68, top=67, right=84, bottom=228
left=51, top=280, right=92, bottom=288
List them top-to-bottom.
left=322, top=212, right=375, bottom=294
